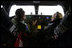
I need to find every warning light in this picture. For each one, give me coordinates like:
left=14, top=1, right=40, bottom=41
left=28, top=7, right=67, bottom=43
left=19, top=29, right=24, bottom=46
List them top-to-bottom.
left=37, top=25, right=41, bottom=29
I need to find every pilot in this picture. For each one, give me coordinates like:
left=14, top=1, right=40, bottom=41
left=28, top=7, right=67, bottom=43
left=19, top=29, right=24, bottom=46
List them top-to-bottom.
left=12, top=8, right=30, bottom=36
left=44, top=12, right=63, bottom=39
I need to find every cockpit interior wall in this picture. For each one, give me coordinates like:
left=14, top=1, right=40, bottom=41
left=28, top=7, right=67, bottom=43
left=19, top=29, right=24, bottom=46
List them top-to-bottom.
left=1, top=6, right=13, bottom=30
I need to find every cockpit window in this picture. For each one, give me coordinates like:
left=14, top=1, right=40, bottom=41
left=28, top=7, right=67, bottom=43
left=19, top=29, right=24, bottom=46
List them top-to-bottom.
left=9, top=5, right=35, bottom=17
left=9, top=5, right=64, bottom=17
left=38, top=5, right=64, bottom=17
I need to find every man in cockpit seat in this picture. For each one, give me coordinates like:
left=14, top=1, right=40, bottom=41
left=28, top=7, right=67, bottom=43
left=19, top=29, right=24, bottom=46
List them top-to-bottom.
left=12, top=8, right=31, bottom=47
left=53, top=10, right=71, bottom=47
left=43, top=12, right=63, bottom=47
left=45, top=12, right=63, bottom=37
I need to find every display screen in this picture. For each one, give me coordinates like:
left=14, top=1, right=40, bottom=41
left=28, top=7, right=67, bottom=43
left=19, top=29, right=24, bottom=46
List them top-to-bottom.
left=46, top=17, right=49, bottom=19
